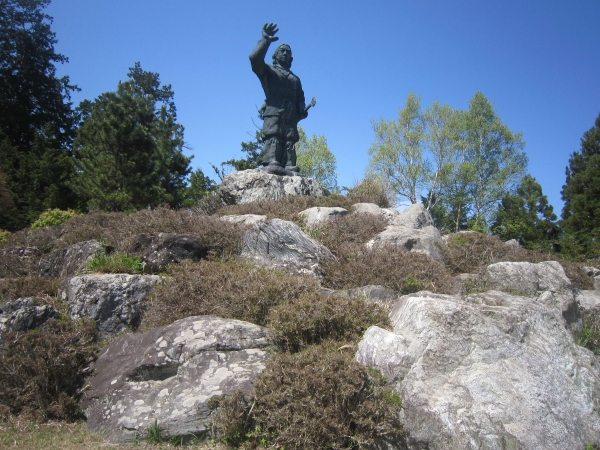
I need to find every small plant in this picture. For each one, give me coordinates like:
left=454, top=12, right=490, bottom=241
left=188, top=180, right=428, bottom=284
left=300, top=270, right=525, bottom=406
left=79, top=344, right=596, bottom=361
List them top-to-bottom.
left=31, top=208, right=79, bottom=229
left=0, top=229, right=10, bottom=243
left=85, top=251, right=144, bottom=274
left=577, top=312, right=600, bottom=354
left=146, top=418, right=163, bottom=443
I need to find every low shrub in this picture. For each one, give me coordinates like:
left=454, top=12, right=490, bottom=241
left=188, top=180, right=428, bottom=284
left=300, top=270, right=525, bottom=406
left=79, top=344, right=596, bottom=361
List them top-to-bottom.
left=343, top=175, right=394, bottom=208
left=31, top=209, right=79, bottom=229
left=313, top=213, right=388, bottom=255
left=0, top=229, right=10, bottom=243
left=441, top=232, right=594, bottom=289
left=322, top=243, right=454, bottom=295
left=85, top=252, right=144, bottom=274
left=141, top=259, right=319, bottom=330
left=0, top=276, right=62, bottom=303
left=268, top=292, right=389, bottom=352
left=577, top=310, right=600, bottom=354
left=0, top=319, right=99, bottom=421
left=213, top=342, right=405, bottom=449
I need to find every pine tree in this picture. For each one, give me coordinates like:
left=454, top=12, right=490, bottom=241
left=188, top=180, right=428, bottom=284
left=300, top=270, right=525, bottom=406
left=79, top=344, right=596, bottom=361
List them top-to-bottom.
left=0, top=0, right=78, bottom=230
left=72, top=63, right=191, bottom=212
left=561, top=113, right=600, bottom=258
left=492, top=175, right=560, bottom=252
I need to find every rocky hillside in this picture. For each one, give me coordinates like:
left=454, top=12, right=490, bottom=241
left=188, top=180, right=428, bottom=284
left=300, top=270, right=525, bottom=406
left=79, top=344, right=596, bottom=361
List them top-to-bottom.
left=1, top=170, right=600, bottom=449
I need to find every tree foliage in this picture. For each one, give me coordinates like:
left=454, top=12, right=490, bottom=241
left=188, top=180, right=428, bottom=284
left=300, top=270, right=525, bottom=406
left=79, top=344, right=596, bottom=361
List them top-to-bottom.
left=0, top=0, right=78, bottom=230
left=71, top=63, right=191, bottom=212
left=371, top=92, right=527, bottom=232
left=561, top=113, right=600, bottom=258
left=296, top=126, right=339, bottom=192
left=212, top=131, right=262, bottom=181
left=491, top=175, right=560, bottom=252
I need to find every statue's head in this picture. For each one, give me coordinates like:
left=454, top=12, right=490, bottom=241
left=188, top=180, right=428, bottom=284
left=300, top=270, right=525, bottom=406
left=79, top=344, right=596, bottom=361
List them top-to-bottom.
left=272, top=44, right=292, bottom=69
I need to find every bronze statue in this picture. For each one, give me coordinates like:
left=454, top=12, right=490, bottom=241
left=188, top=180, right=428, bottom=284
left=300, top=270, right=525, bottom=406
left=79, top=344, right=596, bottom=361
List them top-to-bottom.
left=250, top=23, right=316, bottom=176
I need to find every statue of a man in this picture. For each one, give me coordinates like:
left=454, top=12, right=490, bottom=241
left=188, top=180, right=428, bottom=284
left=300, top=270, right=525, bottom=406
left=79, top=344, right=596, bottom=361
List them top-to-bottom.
left=249, top=23, right=314, bottom=175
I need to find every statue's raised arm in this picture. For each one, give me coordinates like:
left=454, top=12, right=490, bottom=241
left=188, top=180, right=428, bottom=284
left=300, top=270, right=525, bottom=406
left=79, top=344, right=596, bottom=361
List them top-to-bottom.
left=249, top=23, right=315, bottom=176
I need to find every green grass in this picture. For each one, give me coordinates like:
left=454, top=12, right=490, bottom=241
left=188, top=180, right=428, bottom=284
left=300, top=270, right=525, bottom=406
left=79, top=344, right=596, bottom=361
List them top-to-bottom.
left=85, top=252, right=144, bottom=274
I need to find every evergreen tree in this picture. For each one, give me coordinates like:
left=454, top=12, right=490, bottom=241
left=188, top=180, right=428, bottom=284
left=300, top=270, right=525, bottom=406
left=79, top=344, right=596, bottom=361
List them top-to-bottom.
left=0, top=0, right=78, bottom=230
left=72, top=63, right=191, bottom=212
left=561, top=113, right=600, bottom=258
left=212, top=131, right=263, bottom=180
left=182, top=168, right=216, bottom=207
left=492, top=175, right=560, bottom=252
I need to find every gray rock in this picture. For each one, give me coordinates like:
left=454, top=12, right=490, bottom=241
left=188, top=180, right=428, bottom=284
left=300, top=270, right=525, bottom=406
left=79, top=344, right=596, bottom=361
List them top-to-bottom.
left=219, top=169, right=329, bottom=205
left=351, top=203, right=399, bottom=221
left=390, top=203, right=434, bottom=229
left=367, top=204, right=445, bottom=261
left=299, top=206, right=348, bottom=227
left=220, top=214, right=267, bottom=226
left=241, top=218, right=333, bottom=276
left=367, top=225, right=444, bottom=262
left=129, top=233, right=207, bottom=272
left=505, top=238, right=520, bottom=247
left=39, top=239, right=103, bottom=278
left=486, top=261, right=580, bottom=333
left=584, top=266, right=600, bottom=278
left=64, top=274, right=160, bottom=335
left=596, top=276, right=600, bottom=291
left=356, top=290, right=600, bottom=450
left=577, top=290, right=600, bottom=310
left=0, top=297, right=59, bottom=338
left=83, top=316, right=271, bottom=443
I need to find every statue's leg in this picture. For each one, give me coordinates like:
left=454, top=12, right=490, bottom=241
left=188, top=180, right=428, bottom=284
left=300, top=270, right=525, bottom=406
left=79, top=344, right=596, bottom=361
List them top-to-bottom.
left=261, top=117, right=284, bottom=167
left=284, top=124, right=300, bottom=172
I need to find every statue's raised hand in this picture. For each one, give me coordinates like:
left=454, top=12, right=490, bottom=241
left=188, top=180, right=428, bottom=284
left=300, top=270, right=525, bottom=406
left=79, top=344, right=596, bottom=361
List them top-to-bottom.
left=262, top=23, right=279, bottom=42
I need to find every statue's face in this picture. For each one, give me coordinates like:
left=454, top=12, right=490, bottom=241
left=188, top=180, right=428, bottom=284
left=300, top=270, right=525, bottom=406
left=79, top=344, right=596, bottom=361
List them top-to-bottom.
left=275, top=45, right=292, bottom=69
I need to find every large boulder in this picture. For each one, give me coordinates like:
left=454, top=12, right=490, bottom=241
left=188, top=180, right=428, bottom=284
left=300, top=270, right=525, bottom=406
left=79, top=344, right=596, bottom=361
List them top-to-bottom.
left=219, top=169, right=329, bottom=205
left=367, top=204, right=444, bottom=262
left=299, top=206, right=348, bottom=227
left=241, top=218, right=333, bottom=276
left=129, top=233, right=207, bottom=272
left=39, top=239, right=103, bottom=278
left=486, top=261, right=580, bottom=334
left=64, top=274, right=160, bottom=335
left=356, top=290, right=600, bottom=450
left=0, top=297, right=59, bottom=339
left=83, top=316, right=271, bottom=443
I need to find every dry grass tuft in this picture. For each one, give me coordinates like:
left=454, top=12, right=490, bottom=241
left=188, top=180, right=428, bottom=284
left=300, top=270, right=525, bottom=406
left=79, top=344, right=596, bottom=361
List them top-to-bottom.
left=141, top=259, right=320, bottom=330
left=0, top=276, right=63, bottom=303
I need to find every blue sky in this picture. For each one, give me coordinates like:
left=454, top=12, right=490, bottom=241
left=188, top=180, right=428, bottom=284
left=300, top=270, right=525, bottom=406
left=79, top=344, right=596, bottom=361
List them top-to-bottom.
left=46, top=0, right=600, bottom=212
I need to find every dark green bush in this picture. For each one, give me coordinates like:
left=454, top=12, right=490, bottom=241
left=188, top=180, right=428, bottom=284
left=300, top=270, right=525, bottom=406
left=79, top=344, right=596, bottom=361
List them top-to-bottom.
left=322, top=243, right=454, bottom=295
left=141, top=259, right=319, bottom=330
left=268, top=292, right=389, bottom=352
left=0, top=319, right=99, bottom=421
left=213, top=342, right=405, bottom=449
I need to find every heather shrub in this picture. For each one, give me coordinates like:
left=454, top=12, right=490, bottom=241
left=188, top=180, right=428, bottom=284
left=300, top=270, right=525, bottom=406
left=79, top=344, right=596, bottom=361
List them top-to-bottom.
left=343, top=175, right=394, bottom=208
left=57, top=207, right=244, bottom=259
left=31, top=209, right=79, bottom=229
left=312, top=213, right=388, bottom=255
left=442, top=232, right=593, bottom=289
left=322, top=243, right=454, bottom=294
left=141, top=259, right=319, bottom=330
left=0, top=277, right=62, bottom=304
left=268, top=292, right=389, bottom=352
left=0, top=319, right=99, bottom=421
left=213, top=342, right=405, bottom=449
